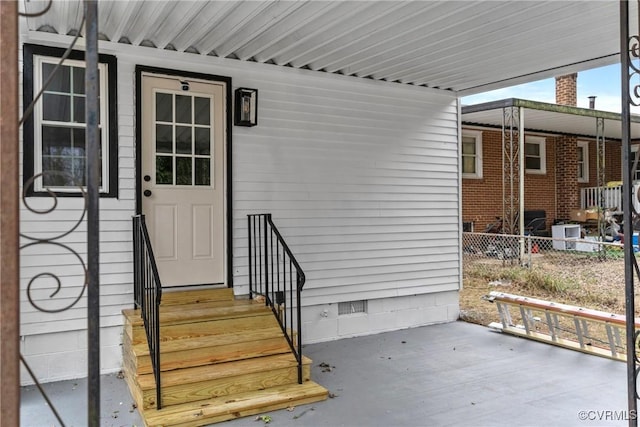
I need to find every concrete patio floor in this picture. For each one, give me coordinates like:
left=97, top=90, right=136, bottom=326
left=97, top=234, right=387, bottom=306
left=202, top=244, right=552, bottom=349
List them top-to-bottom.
left=21, top=321, right=630, bottom=426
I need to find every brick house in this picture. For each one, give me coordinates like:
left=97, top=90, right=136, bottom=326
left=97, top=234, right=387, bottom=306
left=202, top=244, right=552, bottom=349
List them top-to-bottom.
left=461, top=74, right=632, bottom=234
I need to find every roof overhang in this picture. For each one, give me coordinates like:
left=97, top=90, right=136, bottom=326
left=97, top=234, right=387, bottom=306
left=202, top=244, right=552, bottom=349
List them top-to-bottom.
left=20, top=1, right=634, bottom=95
left=462, top=99, right=640, bottom=140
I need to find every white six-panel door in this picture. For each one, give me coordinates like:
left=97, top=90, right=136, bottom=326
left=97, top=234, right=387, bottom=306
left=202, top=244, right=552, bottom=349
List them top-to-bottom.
left=141, top=74, right=226, bottom=286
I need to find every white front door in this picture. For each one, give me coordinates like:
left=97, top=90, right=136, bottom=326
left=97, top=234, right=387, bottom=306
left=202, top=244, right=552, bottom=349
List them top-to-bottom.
left=141, top=74, right=226, bottom=286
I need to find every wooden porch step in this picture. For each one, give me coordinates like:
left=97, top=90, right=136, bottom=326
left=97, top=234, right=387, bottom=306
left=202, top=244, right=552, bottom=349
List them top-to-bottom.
left=160, top=288, right=234, bottom=306
left=123, top=299, right=269, bottom=329
left=126, top=311, right=278, bottom=346
left=129, top=327, right=290, bottom=374
left=137, top=354, right=313, bottom=409
left=143, top=381, right=328, bottom=427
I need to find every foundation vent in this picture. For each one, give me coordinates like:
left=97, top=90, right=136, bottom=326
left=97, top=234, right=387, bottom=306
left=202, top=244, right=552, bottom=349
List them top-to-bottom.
left=338, top=300, right=367, bottom=315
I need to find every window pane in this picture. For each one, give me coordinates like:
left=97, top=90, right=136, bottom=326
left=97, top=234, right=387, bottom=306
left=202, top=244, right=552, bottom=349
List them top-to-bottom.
left=42, top=63, right=70, bottom=93
left=72, top=66, right=85, bottom=94
left=43, top=93, right=71, bottom=121
left=156, top=93, right=172, bottom=122
left=176, top=95, right=192, bottom=124
left=73, top=96, right=86, bottom=123
left=194, top=97, right=210, bottom=125
left=156, top=124, right=173, bottom=153
left=42, top=126, right=72, bottom=155
left=176, top=126, right=192, bottom=154
left=72, top=128, right=87, bottom=157
left=195, top=128, right=210, bottom=155
left=462, top=140, right=476, bottom=155
left=525, top=143, right=540, bottom=156
left=577, top=147, right=584, bottom=162
left=156, top=156, right=173, bottom=185
left=42, top=157, right=73, bottom=186
left=176, top=157, right=192, bottom=185
left=463, top=157, right=475, bottom=174
left=526, top=157, right=541, bottom=170
left=195, top=158, right=210, bottom=186
left=578, top=163, right=584, bottom=178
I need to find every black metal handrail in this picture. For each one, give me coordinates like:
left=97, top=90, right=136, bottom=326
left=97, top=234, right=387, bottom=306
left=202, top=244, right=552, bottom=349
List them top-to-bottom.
left=132, top=214, right=163, bottom=409
left=247, top=214, right=306, bottom=383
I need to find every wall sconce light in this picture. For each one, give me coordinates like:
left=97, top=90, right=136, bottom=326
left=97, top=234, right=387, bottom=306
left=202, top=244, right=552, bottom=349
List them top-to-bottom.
left=234, top=88, right=258, bottom=127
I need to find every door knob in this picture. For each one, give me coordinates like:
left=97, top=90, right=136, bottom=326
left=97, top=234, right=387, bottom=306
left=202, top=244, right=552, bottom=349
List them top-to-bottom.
left=144, top=175, right=151, bottom=182
left=144, top=190, right=152, bottom=197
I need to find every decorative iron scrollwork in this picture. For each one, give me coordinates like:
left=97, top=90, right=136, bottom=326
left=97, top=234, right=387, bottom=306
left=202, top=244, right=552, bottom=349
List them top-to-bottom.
left=20, top=172, right=88, bottom=313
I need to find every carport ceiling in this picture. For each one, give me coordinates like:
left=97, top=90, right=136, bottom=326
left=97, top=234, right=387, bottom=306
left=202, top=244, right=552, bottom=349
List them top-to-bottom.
left=22, top=1, right=632, bottom=95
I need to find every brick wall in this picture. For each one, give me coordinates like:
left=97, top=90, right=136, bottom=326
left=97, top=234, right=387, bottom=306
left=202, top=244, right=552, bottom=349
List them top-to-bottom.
left=462, top=129, right=557, bottom=232
left=555, top=135, right=579, bottom=218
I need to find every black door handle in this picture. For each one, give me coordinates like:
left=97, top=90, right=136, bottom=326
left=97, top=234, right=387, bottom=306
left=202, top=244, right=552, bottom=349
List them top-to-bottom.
left=144, top=189, right=152, bottom=197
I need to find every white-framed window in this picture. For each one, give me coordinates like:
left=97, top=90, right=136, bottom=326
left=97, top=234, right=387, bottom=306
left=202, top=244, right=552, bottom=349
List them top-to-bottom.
left=23, top=44, right=118, bottom=197
left=461, top=130, right=483, bottom=179
left=525, top=136, right=546, bottom=174
left=577, top=140, right=589, bottom=183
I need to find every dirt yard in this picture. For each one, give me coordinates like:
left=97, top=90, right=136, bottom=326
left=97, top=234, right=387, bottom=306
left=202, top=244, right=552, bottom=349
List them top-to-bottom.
left=459, top=252, right=640, bottom=327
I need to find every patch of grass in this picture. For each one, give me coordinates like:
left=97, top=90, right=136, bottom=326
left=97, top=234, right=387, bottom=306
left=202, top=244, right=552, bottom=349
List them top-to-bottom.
left=464, top=263, right=572, bottom=294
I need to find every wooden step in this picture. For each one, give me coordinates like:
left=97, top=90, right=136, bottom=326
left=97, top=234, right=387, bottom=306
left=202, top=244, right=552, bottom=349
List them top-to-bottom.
left=160, top=288, right=234, bottom=306
left=123, top=299, right=269, bottom=329
left=124, top=308, right=277, bottom=346
left=129, top=327, right=291, bottom=374
left=137, top=354, right=312, bottom=409
left=143, top=381, right=328, bottom=427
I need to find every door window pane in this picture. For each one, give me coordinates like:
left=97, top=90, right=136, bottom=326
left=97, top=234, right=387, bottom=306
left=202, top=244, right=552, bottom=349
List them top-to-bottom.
left=156, top=93, right=172, bottom=122
left=176, top=95, right=192, bottom=124
left=194, top=97, right=210, bottom=125
left=156, top=124, right=173, bottom=153
left=176, top=126, right=192, bottom=154
left=194, top=128, right=210, bottom=155
left=156, top=156, right=173, bottom=185
left=176, top=157, right=192, bottom=185
left=195, top=158, right=210, bottom=186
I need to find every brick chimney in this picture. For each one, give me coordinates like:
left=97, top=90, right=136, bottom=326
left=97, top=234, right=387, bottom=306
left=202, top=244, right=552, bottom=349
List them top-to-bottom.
left=555, top=73, right=577, bottom=106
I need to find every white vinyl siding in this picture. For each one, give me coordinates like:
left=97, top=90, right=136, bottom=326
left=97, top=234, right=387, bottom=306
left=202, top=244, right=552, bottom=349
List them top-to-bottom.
left=19, top=35, right=459, bottom=381
left=229, top=71, right=459, bottom=306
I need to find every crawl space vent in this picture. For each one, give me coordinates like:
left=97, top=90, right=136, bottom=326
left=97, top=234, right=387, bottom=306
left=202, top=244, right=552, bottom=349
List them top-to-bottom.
left=338, top=300, right=367, bottom=315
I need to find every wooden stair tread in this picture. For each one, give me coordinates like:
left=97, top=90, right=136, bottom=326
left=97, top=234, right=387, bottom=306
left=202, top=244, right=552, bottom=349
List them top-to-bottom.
left=161, top=288, right=234, bottom=306
left=124, top=300, right=270, bottom=327
left=124, top=311, right=278, bottom=345
left=132, top=327, right=285, bottom=356
left=138, top=354, right=312, bottom=390
left=143, top=381, right=328, bottom=427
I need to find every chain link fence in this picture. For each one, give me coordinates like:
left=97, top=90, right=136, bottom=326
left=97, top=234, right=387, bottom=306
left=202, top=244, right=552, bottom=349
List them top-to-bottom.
left=462, top=232, right=627, bottom=290
left=463, top=232, right=624, bottom=264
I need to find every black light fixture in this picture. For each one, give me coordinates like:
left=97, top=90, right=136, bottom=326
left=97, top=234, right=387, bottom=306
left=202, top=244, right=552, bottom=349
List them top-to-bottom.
left=234, top=88, right=258, bottom=127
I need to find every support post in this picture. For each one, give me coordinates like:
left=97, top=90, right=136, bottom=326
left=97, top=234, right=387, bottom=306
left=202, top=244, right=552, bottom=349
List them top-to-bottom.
left=84, top=1, right=101, bottom=425
left=619, top=1, right=638, bottom=424
left=0, top=2, right=20, bottom=426
left=502, top=106, right=520, bottom=236
left=519, top=107, right=525, bottom=262
left=596, top=117, right=606, bottom=247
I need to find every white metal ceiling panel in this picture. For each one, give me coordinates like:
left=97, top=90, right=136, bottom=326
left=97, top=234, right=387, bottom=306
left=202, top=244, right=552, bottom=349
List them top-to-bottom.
left=20, top=0, right=632, bottom=95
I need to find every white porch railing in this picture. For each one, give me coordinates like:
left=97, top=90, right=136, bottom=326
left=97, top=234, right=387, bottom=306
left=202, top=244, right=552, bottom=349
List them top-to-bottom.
left=580, top=182, right=640, bottom=213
